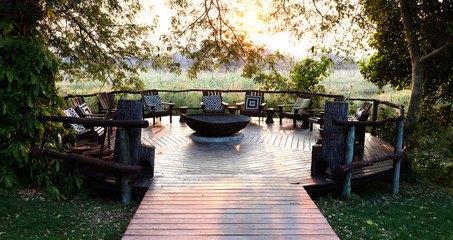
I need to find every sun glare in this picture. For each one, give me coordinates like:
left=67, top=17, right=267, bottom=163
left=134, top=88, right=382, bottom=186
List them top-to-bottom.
left=241, top=10, right=261, bottom=33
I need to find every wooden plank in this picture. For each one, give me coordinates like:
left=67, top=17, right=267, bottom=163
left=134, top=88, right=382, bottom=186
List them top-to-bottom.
left=126, top=223, right=331, bottom=230
left=123, top=235, right=339, bottom=240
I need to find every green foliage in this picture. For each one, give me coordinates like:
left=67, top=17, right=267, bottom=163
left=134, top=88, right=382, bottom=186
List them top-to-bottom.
left=1, top=0, right=163, bottom=91
left=359, top=0, right=453, bottom=105
left=0, top=21, right=69, bottom=198
left=253, top=55, right=332, bottom=92
left=409, top=104, right=453, bottom=187
left=412, top=130, right=453, bottom=187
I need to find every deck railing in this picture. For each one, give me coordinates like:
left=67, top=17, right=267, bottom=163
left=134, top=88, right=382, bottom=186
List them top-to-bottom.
left=63, top=89, right=406, bottom=197
left=333, top=104, right=405, bottom=197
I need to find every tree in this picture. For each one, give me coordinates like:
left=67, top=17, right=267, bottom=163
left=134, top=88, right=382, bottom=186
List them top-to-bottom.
left=0, top=0, right=164, bottom=197
left=1, top=0, right=174, bottom=90
left=360, top=0, right=453, bottom=136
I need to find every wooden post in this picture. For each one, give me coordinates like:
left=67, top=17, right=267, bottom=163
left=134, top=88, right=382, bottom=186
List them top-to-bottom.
left=114, top=99, right=155, bottom=178
left=371, top=100, right=379, bottom=136
left=322, top=101, right=348, bottom=179
left=392, top=109, right=404, bottom=194
left=342, top=126, right=355, bottom=197
left=118, top=127, right=131, bottom=203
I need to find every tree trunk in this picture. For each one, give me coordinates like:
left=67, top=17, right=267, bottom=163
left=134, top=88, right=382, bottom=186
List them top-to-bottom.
left=399, top=0, right=422, bottom=138
left=405, top=60, right=423, bottom=137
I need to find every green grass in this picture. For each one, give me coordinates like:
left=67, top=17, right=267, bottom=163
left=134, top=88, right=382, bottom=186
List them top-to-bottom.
left=311, top=177, right=453, bottom=240
left=0, top=190, right=138, bottom=240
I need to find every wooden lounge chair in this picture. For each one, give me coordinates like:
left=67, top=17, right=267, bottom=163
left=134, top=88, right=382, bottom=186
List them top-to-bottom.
left=141, top=89, right=174, bottom=125
left=200, top=90, right=228, bottom=114
left=236, top=90, right=266, bottom=122
left=96, top=92, right=116, bottom=119
left=278, top=93, right=313, bottom=128
left=71, top=96, right=86, bottom=108
left=308, top=96, right=347, bottom=131
left=351, top=102, right=372, bottom=158
left=62, top=108, right=104, bottom=143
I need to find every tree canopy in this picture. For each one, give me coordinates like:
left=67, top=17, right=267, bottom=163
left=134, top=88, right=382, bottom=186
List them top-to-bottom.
left=359, top=0, right=453, bottom=134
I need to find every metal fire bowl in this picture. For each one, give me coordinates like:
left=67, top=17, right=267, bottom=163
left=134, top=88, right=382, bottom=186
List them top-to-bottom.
left=182, top=114, right=250, bottom=137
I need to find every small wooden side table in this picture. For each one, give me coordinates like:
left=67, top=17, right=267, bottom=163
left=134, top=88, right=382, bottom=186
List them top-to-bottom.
left=179, top=106, right=188, bottom=122
left=227, top=106, right=237, bottom=114
left=265, top=108, right=275, bottom=124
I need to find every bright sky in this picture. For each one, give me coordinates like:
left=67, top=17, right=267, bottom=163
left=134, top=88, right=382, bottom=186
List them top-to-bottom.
left=137, top=1, right=314, bottom=58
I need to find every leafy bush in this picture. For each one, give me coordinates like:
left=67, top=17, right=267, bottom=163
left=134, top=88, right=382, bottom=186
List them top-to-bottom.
left=0, top=22, right=71, bottom=198
left=253, top=55, right=332, bottom=93
left=409, top=104, right=453, bottom=186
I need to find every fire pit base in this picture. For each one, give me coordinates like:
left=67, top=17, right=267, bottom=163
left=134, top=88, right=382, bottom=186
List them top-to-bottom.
left=190, top=132, right=244, bottom=145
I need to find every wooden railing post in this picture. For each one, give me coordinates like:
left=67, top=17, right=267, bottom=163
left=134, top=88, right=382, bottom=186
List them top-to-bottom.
left=371, top=100, right=379, bottom=136
left=392, top=107, right=404, bottom=194
left=342, top=126, right=355, bottom=197
left=118, top=127, right=131, bottom=203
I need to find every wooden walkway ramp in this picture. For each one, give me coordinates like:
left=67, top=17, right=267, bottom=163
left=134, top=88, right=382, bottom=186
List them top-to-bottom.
left=123, top=116, right=396, bottom=239
left=123, top=175, right=338, bottom=239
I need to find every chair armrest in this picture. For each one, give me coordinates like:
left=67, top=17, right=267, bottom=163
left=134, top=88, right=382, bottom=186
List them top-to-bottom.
left=162, top=102, right=175, bottom=105
left=221, top=102, right=229, bottom=106
left=236, top=102, right=245, bottom=106
left=278, top=104, right=294, bottom=112
left=82, top=113, right=104, bottom=118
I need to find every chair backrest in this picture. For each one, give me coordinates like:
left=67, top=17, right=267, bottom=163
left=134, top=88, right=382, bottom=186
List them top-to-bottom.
left=141, top=89, right=159, bottom=96
left=202, top=90, right=222, bottom=99
left=245, top=90, right=264, bottom=101
left=296, top=92, right=313, bottom=109
left=96, top=93, right=114, bottom=113
left=334, top=96, right=347, bottom=102
left=71, top=97, right=85, bottom=108
left=352, top=102, right=372, bottom=121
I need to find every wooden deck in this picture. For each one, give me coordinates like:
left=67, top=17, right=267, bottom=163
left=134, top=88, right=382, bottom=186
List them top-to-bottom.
left=123, top=116, right=394, bottom=239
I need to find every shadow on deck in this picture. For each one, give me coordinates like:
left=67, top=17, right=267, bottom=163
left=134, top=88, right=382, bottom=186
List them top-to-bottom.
left=141, top=116, right=394, bottom=190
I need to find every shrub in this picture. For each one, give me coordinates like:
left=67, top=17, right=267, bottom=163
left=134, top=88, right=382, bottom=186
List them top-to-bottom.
left=0, top=22, right=70, bottom=198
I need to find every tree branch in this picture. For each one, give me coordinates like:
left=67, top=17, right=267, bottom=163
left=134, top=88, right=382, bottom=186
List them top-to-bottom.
left=420, top=39, right=453, bottom=64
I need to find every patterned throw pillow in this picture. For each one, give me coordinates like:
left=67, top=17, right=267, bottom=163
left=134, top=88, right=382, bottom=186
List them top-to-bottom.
left=143, top=95, right=164, bottom=112
left=202, top=95, right=222, bottom=110
left=244, top=95, right=262, bottom=110
left=291, top=98, right=311, bottom=115
left=76, top=103, right=93, bottom=117
left=352, top=107, right=365, bottom=121
left=63, top=108, right=86, bottom=133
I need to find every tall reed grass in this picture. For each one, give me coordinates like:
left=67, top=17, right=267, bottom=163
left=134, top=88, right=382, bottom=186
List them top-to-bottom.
left=57, top=69, right=410, bottom=111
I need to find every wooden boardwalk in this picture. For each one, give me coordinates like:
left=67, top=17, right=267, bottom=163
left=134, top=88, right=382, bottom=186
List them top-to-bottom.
left=123, top=116, right=394, bottom=239
left=123, top=175, right=338, bottom=240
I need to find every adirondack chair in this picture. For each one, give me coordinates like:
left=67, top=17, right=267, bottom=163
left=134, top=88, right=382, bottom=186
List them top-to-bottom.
left=141, top=89, right=175, bottom=125
left=200, top=90, right=228, bottom=114
left=236, top=90, right=266, bottom=122
left=96, top=92, right=116, bottom=119
left=278, top=93, right=313, bottom=128
left=71, top=96, right=86, bottom=108
left=308, top=96, right=347, bottom=131
left=351, top=102, right=372, bottom=159
left=62, top=108, right=104, bottom=143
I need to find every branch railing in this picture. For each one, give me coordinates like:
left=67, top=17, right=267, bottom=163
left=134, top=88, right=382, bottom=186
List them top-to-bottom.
left=62, top=89, right=406, bottom=197
left=333, top=105, right=405, bottom=197
left=32, top=115, right=150, bottom=203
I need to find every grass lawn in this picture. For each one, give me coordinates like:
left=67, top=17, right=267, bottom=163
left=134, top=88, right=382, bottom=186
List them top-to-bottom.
left=312, top=176, right=453, bottom=240
left=0, top=189, right=139, bottom=240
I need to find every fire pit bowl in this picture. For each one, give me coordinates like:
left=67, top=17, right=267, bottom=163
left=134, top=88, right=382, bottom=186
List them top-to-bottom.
left=182, top=114, right=250, bottom=137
